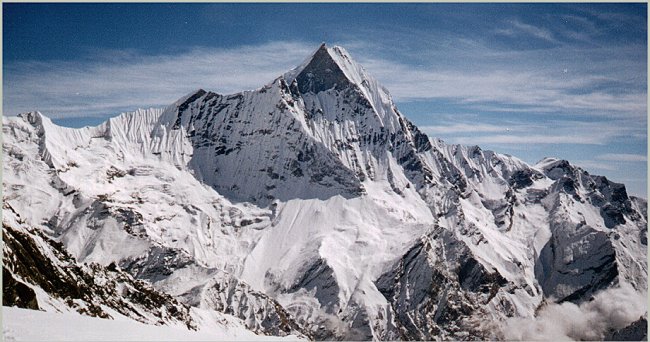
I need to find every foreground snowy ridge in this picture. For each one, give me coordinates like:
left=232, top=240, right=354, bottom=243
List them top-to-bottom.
left=3, top=43, right=647, bottom=341
left=2, top=306, right=304, bottom=341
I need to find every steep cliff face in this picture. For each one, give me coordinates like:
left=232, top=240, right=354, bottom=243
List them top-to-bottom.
left=3, top=44, right=646, bottom=340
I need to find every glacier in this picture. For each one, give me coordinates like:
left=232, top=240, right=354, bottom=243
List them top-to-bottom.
left=3, top=43, right=647, bottom=340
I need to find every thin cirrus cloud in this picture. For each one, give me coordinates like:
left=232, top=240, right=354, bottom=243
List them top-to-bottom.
left=494, top=19, right=557, bottom=43
left=4, top=34, right=646, bottom=122
left=3, top=41, right=314, bottom=119
left=360, top=58, right=646, bottom=119
left=420, top=118, right=644, bottom=147
left=419, top=123, right=512, bottom=135
left=453, top=134, right=607, bottom=146
left=596, top=153, right=648, bottom=162
left=571, top=160, right=618, bottom=171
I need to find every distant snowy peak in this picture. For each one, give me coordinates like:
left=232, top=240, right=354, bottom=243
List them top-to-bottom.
left=170, top=43, right=408, bottom=139
left=289, top=43, right=353, bottom=94
left=155, top=44, right=449, bottom=205
left=283, top=44, right=380, bottom=94
left=284, top=44, right=396, bottom=120
left=284, top=44, right=360, bottom=87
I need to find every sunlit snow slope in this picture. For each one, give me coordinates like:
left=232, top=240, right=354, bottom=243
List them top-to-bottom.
left=3, top=44, right=647, bottom=340
left=2, top=306, right=302, bottom=341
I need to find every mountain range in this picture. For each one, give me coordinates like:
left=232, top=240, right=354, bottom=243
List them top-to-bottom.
left=3, top=43, right=647, bottom=340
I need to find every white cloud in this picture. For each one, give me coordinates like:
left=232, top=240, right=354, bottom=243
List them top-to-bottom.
left=508, top=19, right=557, bottom=42
left=493, top=20, right=556, bottom=43
left=4, top=38, right=646, bottom=125
left=3, top=41, right=315, bottom=118
left=361, top=61, right=646, bottom=118
left=425, top=118, right=644, bottom=147
left=419, top=123, right=511, bottom=135
left=452, top=134, right=606, bottom=145
left=596, top=153, right=648, bottom=162
left=571, top=160, right=618, bottom=171
left=502, top=283, right=647, bottom=340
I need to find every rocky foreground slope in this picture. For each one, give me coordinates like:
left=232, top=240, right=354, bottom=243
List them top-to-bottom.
left=3, top=44, right=647, bottom=340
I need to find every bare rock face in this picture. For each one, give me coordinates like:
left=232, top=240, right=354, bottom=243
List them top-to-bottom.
left=295, top=43, right=353, bottom=94
left=375, top=228, right=511, bottom=340
left=180, top=270, right=310, bottom=338
left=606, top=316, right=648, bottom=341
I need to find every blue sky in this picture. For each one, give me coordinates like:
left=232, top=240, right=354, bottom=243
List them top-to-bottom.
left=3, top=3, right=647, bottom=197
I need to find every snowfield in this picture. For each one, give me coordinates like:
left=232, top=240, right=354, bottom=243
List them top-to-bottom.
left=2, top=306, right=304, bottom=341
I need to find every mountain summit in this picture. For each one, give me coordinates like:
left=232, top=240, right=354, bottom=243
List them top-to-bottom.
left=292, top=43, right=352, bottom=93
left=3, top=44, right=647, bottom=340
left=286, top=44, right=377, bottom=95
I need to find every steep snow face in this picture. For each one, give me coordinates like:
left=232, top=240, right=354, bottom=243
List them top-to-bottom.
left=170, top=43, right=438, bottom=207
left=3, top=44, right=647, bottom=340
left=284, top=44, right=437, bottom=189
left=285, top=44, right=394, bottom=123
left=170, top=83, right=364, bottom=205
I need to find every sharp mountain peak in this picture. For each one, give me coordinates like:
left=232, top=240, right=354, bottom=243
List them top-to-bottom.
left=283, top=43, right=371, bottom=94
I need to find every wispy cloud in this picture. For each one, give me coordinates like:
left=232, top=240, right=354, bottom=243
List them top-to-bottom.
left=588, top=10, right=647, bottom=29
left=561, top=14, right=598, bottom=32
left=558, top=15, right=600, bottom=43
left=347, top=16, right=646, bottom=120
left=497, top=19, right=557, bottom=43
left=5, top=34, right=646, bottom=122
left=4, top=41, right=314, bottom=118
left=360, top=59, right=646, bottom=119
left=422, top=117, right=645, bottom=147
left=420, top=123, right=512, bottom=135
left=453, top=134, right=606, bottom=146
left=596, top=153, right=648, bottom=162
left=571, top=160, right=618, bottom=171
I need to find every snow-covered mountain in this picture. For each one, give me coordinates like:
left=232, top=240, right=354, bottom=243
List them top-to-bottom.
left=3, top=44, right=647, bottom=340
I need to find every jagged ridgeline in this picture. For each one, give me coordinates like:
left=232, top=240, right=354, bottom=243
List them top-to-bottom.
left=3, top=44, right=647, bottom=340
